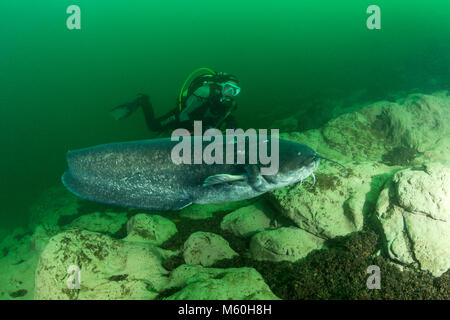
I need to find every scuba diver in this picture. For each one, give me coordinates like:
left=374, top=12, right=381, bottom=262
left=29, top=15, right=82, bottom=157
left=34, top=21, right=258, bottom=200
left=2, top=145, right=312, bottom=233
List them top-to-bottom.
left=110, top=68, right=241, bottom=135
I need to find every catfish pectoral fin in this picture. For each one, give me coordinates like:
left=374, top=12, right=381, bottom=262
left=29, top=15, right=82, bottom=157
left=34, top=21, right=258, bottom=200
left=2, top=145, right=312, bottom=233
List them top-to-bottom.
left=244, top=165, right=269, bottom=193
left=202, top=174, right=247, bottom=187
left=172, top=199, right=193, bottom=210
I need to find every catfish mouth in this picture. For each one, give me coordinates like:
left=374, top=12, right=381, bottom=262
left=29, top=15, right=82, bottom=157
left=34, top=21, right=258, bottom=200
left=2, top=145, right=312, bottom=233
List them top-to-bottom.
left=265, top=157, right=319, bottom=186
left=303, top=157, right=320, bottom=177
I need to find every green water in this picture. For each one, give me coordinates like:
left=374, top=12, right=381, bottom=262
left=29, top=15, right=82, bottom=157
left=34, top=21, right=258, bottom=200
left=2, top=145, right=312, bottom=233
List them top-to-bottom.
left=1, top=0, right=449, bottom=228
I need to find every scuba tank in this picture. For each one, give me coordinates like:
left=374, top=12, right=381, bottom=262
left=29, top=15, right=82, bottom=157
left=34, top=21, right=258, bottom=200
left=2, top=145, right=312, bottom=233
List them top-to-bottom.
left=178, top=68, right=217, bottom=113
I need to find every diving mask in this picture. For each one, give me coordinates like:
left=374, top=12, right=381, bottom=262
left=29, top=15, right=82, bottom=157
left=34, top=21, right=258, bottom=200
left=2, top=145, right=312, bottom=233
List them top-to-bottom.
left=220, top=81, right=241, bottom=97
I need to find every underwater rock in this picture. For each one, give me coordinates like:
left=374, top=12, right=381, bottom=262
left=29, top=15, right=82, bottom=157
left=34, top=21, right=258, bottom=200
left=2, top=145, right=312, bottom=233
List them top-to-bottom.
left=280, top=92, right=450, bottom=166
left=270, top=93, right=450, bottom=240
left=323, top=93, right=450, bottom=164
left=269, top=162, right=393, bottom=239
left=376, top=163, right=450, bottom=277
left=395, top=164, right=449, bottom=221
left=28, top=185, right=80, bottom=230
left=220, top=202, right=274, bottom=238
left=68, top=211, right=128, bottom=235
left=124, top=214, right=177, bottom=245
left=250, top=227, right=324, bottom=262
left=0, top=228, right=38, bottom=300
left=35, top=229, right=174, bottom=299
left=183, top=232, right=238, bottom=267
left=163, top=264, right=279, bottom=300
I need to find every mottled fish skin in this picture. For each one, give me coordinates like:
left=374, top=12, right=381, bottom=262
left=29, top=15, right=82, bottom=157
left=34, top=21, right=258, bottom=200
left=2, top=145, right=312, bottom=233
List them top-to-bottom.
left=62, top=136, right=320, bottom=210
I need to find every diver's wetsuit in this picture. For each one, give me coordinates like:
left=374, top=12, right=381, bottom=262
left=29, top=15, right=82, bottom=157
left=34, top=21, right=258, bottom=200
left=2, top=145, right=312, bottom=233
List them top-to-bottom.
left=139, top=82, right=238, bottom=133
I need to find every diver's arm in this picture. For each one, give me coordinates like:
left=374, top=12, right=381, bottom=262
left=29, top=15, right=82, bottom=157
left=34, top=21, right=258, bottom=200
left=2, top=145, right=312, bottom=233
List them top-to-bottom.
left=214, top=99, right=237, bottom=129
left=224, top=114, right=238, bottom=129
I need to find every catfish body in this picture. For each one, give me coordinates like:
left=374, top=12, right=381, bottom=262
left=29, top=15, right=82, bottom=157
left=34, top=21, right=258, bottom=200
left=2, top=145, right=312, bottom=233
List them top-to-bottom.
left=62, top=136, right=320, bottom=210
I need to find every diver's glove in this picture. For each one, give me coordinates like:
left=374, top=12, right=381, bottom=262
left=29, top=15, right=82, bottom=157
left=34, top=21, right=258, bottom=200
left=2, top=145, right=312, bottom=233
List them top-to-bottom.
left=109, top=94, right=148, bottom=120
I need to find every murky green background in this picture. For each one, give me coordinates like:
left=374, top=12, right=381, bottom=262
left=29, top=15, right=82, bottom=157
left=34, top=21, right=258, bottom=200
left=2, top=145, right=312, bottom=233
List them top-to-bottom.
left=1, top=0, right=449, bottom=228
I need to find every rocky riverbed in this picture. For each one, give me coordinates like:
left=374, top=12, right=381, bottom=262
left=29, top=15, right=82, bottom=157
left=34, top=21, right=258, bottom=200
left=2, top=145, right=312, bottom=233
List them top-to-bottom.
left=1, top=92, right=449, bottom=300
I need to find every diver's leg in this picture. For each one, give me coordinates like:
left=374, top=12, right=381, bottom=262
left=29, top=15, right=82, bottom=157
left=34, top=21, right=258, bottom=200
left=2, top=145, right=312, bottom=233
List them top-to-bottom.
left=141, top=96, right=163, bottom=131
left=141, top=98, right=179, bottom=132
left=156, top=110, right=178, bottom=129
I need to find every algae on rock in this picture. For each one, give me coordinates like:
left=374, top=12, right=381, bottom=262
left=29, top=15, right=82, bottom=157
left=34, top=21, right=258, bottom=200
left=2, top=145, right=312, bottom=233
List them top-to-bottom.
left=35, top=230, right=174, bottom=299
left=183, top=232, right=238, bottom=267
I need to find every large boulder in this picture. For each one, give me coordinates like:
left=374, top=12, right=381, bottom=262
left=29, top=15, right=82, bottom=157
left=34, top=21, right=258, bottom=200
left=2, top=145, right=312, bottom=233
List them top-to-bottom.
left=269, top=92, right=450, bottom=240
left=280, top=92, right=450, bottom=165
left=269, top=163, right=393, bottom=239
left=375, top=163, right=450, bottom=276
left=220, top=202, right=274, bottom=238
left=124, top=214, right=177, bottom=245
left=250, top=227, right=324, bottom=262
left=35, top=230, right=175, bottom=299
left=183, top=232, right=238, bottom=267
left=164, top=264, right=279, bottom=300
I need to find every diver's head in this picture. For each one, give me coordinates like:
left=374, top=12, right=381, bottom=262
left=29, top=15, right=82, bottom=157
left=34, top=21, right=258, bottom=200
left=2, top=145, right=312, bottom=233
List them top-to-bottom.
left=216, top=72, right=241, bottom=98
